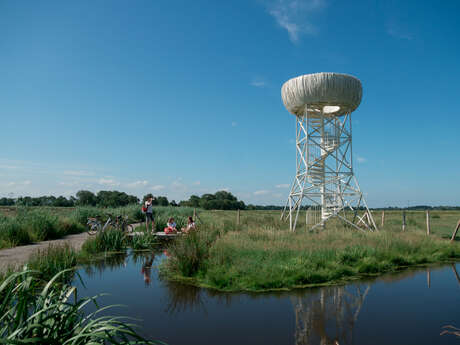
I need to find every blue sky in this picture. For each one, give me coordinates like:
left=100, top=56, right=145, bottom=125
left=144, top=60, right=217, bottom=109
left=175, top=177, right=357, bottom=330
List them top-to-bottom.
left=0, top=0, right=459, bottom=207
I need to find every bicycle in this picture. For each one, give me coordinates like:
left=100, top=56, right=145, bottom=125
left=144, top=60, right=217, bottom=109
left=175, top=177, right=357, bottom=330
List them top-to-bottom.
left=86, top=214, right=134, bottom=235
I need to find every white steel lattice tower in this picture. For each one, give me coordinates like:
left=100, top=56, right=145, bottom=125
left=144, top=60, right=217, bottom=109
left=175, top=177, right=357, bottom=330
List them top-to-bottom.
left=281, top=73, right=378, bottom=232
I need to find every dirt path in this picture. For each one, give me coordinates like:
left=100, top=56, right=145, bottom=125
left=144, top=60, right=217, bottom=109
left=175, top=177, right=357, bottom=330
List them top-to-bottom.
left=0, top=222, right=147, bottom=273
left=0, top=232, right=90, bottom=272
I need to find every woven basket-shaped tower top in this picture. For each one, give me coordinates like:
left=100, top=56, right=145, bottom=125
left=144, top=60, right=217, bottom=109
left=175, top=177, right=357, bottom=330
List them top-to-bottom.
left=281, top=72, right=362, bottom=116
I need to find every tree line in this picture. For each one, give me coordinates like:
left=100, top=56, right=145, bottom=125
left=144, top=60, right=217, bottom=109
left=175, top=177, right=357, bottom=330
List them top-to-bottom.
left=0, top=190, right=139, bottom=208
left=0, top=190, right=248, bottom=210
left=4, top=190, right=456, bottom=210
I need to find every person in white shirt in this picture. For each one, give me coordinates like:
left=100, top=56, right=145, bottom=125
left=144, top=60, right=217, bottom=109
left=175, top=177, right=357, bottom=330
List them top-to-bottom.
left=181, top=216, right=196, bottom=233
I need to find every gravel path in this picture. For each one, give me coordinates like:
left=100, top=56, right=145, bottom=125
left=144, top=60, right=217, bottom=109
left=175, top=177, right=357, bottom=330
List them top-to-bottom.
left=0, top=233, right=89, bottom=272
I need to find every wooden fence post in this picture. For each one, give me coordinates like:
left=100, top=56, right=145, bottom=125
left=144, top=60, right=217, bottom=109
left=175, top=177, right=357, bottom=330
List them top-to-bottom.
left=193, top=208, right=196, bottom=220
left=237, top=209, right=240, bottom=226
left=381, top=210, right=385, bottom=228
left=402, top=210, right=406, bottom=231
left=426, top=210, right=430, bottom=236
left=451, top=220, right=460, bottom=242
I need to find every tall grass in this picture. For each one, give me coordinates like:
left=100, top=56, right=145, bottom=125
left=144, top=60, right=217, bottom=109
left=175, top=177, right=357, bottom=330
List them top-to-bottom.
left=0, top=207, right=84, bottom=249
left=163, top=210, right=460, bottom=291
left=81, top=229, right=127, bottom=255
left=27, top=244, right=78, bottom=282
left=0, top=269, right=161, bottom=344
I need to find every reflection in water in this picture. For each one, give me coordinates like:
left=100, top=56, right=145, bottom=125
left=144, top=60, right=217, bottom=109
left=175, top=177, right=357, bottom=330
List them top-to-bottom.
left=77, top=252, right=459, bottom=345
left=81, top=253, right=128, bottom=277
left=141, top=253, right=155, bottom=286
left=452, top=264, right=460, bottom=285
left=164, top=281, right=207, bottom=315
left=290, top=285, right=370, bottom=345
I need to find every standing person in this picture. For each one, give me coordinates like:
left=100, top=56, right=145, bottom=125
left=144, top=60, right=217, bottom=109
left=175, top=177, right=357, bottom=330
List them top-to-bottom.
left=144, top=197, right=155, bottom=232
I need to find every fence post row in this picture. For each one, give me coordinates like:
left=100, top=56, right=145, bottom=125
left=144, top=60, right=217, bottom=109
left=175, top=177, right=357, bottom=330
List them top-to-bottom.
left=402, top=210, right=406, bottom=231
left=426, top=210, right=430, bottom=236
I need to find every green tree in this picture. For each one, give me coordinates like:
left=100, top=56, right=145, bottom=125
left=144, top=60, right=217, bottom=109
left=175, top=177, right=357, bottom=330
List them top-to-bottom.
left=76, top=190, right=97, bottom=206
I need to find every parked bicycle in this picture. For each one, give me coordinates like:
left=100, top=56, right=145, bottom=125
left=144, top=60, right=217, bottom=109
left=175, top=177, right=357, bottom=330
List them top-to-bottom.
left=86, top=213, right=134, bottom=235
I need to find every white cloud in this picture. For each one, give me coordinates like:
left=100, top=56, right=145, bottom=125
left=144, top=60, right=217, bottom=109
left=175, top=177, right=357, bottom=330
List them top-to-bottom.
left=265, top=0, right=325, bottom=43
left=386, top=19, right=413, bottom=40
left=250, top=78, right=267, bottom=88
left=231, top=121, right=238, bottom=127
left=356, top=156, right=367, bottom=163
left=0, top=165, right=18, bottom=170
left=63, top=170, right=94, bottom=176
left=98, top=178, right=120, bottom=187
left=6, top=180, right=31, bottom=186
left=126, top=180, right=149, bottom=188
left=58, top=181, right=80, bottom=187
left=193, top=181, right=201, bottom=186
left=275, top=183, right=290, bottom=188
left=151, top=185, right=165, bottom=191
left=254, top=190, right=270, bottom=195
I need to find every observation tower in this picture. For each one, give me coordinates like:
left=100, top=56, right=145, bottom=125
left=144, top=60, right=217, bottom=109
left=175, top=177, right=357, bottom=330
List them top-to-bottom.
left=280, top=72, right=377, bottom=232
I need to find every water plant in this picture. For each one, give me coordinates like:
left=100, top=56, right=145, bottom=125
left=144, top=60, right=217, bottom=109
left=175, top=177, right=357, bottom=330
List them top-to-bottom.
left=81, top=229, right=127, bottom=255
left=27, top=243, right=78, bottom=282
left=0, top=268, right=161, bottom=344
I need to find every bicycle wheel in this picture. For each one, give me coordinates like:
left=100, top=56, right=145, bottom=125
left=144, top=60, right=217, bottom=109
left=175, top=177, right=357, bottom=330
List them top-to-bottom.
left=87, top=222, right=101, bottom=236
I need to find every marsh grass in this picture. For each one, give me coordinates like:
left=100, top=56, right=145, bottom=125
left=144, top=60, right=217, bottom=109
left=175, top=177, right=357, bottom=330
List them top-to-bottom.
left=0, top=207, right=84, bottom=249
left=163, top=209, right=460, bottom=291
left=81, top=229, right=127, bottom=255
left=27, top=244, right=78, bottom=282
left=0, top=269, right=160, bottom=344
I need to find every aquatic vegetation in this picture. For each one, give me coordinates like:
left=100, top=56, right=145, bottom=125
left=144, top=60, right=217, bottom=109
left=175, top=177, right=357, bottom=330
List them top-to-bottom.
left=81, top=229, right=127, bottom=255
left=27, top=243, right=78, bottom=282
left=0, top=269, right=161, bottom=344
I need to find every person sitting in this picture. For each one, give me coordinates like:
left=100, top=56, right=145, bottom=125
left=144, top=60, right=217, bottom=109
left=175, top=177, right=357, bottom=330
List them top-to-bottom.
left=181, top=216, right=196, bottom=233
left=164, top=217, right=177, bottom=234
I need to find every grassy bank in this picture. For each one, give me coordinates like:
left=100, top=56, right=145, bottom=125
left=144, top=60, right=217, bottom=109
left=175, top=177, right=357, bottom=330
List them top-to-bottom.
left=162, top=210, right=460, bottom=291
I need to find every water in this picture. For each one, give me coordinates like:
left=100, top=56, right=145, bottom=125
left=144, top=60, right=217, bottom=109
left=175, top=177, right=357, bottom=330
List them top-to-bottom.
left=75, top=251, right=460, bottom=345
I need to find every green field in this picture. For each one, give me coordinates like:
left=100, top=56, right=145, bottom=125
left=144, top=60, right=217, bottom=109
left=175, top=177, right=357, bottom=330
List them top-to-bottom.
left=1, top=206, right=460, bottom=292
left=163, top=209, right=460, bottom=291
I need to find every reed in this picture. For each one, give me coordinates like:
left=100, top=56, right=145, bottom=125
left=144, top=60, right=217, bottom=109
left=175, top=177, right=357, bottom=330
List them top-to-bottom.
left=0, top=268, right=160, bottom=344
